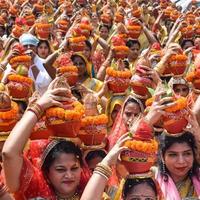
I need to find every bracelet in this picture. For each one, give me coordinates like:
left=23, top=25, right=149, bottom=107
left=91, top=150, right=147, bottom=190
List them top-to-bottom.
left=27, top=103, right=44, bottom=120
left=93, top=163, right=112, bottom=180
left=93, top=170, right=109, bottom=180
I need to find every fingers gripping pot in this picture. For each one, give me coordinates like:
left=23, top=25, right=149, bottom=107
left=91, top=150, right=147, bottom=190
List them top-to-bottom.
left=45, top=77, right=85, bottom=138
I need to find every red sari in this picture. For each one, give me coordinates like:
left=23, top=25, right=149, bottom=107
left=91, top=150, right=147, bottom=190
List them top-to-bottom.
left=14, top=139, right=91, bottom=200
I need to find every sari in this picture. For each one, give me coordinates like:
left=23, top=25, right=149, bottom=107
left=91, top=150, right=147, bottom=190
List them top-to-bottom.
left=107, top=95, right=144, bottom=150
left=14, top=139, right=91, bottom=200
left=155, top=168, right=200, bottom=200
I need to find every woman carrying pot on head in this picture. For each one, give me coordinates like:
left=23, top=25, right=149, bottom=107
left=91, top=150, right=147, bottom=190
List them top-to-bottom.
left=2, top=79, right=90, bottom=200
left=108, top=95, right=144, bottom=150
left=80, top=124, right=162, bottom=200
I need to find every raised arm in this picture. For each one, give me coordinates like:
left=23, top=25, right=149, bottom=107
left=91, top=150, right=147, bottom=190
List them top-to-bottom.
left=2, top=83, right=69, bottom=192
left=80, top=133, right=130, bottom=200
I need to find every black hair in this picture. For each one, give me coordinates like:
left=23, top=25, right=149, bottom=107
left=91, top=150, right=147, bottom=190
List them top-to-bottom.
left=99, top=24, right=110, bottom=32
left=126, top=39, right=141, bottom=49
left=180, top=39, right=194, bottom=49
left=37, top=40, right=51, bottom=52
left=85, top=40, right=92, bottom=51
left=71, top=54, right=86, bottom=66
left=124, top=97, right=142, bottom=112
left=159, top=132, right=200, bottom=181
left=42, top=140, right=83, bottom=173
left=85, top=150, right=107, bottom=164
left=123, top=178, right=157, bottom=198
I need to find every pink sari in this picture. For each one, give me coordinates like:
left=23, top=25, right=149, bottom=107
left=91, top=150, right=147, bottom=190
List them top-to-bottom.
left=156, top=169, right=200, bottom=200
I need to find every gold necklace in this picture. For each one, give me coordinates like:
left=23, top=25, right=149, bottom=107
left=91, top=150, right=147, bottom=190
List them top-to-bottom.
left=56, top=192, right=79, bottom=200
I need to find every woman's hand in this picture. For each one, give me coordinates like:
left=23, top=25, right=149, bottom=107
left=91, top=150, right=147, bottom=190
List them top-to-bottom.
left=145, top=91, right=176, bottom=126
left=101, top=133, right=131, bottom=167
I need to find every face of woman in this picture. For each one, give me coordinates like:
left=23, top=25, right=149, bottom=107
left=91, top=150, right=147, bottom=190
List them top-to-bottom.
left=99, top=26, right=109, bottom=40
left=37, top=42, right=50, bottom=59
left=129, top=43, right=140, bottom=60
left=83, top=45, right=91, bottom=60
left=72, top=56, right=87, bottom=77
left=173, top=84, right=189, bottom=97
left=122, top=102, right=141, bottom=129
left=111, top=104, right=121, bottom=123
left=164, top=142, right=194, bottom=183
left=48, top=153, right=82, bottom=197
left=125, top=183, right=156, bottom=200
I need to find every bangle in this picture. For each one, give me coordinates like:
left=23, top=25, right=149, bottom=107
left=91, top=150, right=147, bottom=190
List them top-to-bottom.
left=27, top=103, right=44, bottom=120
left=93, top=163, right=112, bottom=180
left=93, top=170, right=109, bottom=180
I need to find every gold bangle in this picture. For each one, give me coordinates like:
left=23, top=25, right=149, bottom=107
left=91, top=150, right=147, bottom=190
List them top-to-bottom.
left=27, top=103, right=44, bottom=120
left=93, top=170, right=109, bottom=180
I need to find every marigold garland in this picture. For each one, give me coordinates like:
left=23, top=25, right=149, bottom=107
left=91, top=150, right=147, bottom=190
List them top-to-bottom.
left=35, top=23, right=52, bottom=29
left=79, top=24, right=92, bottom=31
left=127, top=25, right=142, bottom=31
left=69, top=36, right=86, bottom=43
left=113, top=46, right=129, bottom=52
left=169, top=54, right=187, bottom=62
left=10, top=55, right=31, bottom=67
left=58, top=66, right=78, bottom=73
left=106, top=67, right=132, bottom=79
left=186, top=71, right=200, bottom=82
left=8, top=75, right=33, bottom=86
left=165, top=97, right=187, bottom=113
left=0, top=101, right=19, bottom=120
left=46, top=101, right=85, bottom=121
left=81, top=114, right=108, bottom=127
left=124, top=139, right=158, bottom=154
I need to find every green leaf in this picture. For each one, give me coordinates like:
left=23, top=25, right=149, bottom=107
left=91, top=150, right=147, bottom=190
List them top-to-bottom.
left=147, top=87, right=155, bottom=96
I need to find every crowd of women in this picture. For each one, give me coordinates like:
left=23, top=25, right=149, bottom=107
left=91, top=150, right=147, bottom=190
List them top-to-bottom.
left=0, top=0, right=199, bottom=199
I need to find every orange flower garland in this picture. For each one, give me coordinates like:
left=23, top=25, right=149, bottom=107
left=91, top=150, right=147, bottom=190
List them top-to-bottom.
left=69, top=36, right=86, bottom=43
left=9, top=55, right=32, bottom=69
left=57, top=66, right=78, bottom=74
left=106, top=67, right=132, bottom=79
left=186, top=71, right=200, bottom=82
left=8, top=74, right=33, bottom=86
left=165, top=97, right=187, bottom=113
left=0, top=101, right=19, bottom=120
left=46, top=101, right=85, bottom=122
left=81, top=114, right=108, bottom=127
left=124, top=139, right=158, bottom=154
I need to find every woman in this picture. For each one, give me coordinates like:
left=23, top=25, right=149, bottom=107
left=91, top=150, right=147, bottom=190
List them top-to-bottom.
left=36, top=40, right=52, bottom=60
left=168, top=77, right=190, bottom=97
left=2, top=80, right=90, bottom=199
left=108, top=95, right=144, bottom=150
left=80, top=132, right=162, bottom=200
left=156, top=132, right=200, bottom=199
left=122, top=177, right=159, bottom=200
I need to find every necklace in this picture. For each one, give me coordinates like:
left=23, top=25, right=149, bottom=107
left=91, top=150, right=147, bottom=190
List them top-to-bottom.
left=56, top=192, right=79, bottom=200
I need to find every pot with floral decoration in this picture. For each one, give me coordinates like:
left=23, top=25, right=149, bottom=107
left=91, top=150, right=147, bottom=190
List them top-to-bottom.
left=33, top=3, right=44, bottom=13
left=132, top=5, right=141, bottom=18
left=9, top=6, right=19, bottom=17
left=163, top=6, right=173, bottom=19
left=170, top=10, right=180, bottom=22
left=114, top=12, right=124, bottom=23
left=186, top=12, right=196, bottom=25
left=100, top=13, right=112, bottom=25
left=25, top=14, right=35, bottom=27
left=12, top=17, right=28, bottom=39
left=78, top=17, right=92, bottom=39
left=35, top=18, right=52, bottom=40
left=57, top=19, right=69, bottom=33
left=126, top=19, right=142, bottom=39
left=194, top=23, right=200, bottom=36
left=181, top=24, right=194, bottom=39
left=69, top=26, right=86, bottom=52
left=111, top=35, right=129, bottom=60
left=53, top=53, right=78, bottom=86
left=168, top=53, right=188, bottom=76
left=7, top=54, right=33, bottom=100
left=106, top=65, right=132, bottom=93
left=130, top=65, right=153, bottom=98
left=186, top=69, right=200, bottom=92
left=46, top=77, right=85, bottom=138
left=0, top=91, right=19, bottom=133
left=78, top=94, right=108, bottom=147
left=163, top=96, right=188, bottom=135
left=121, top=119, right=158, bottom=174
